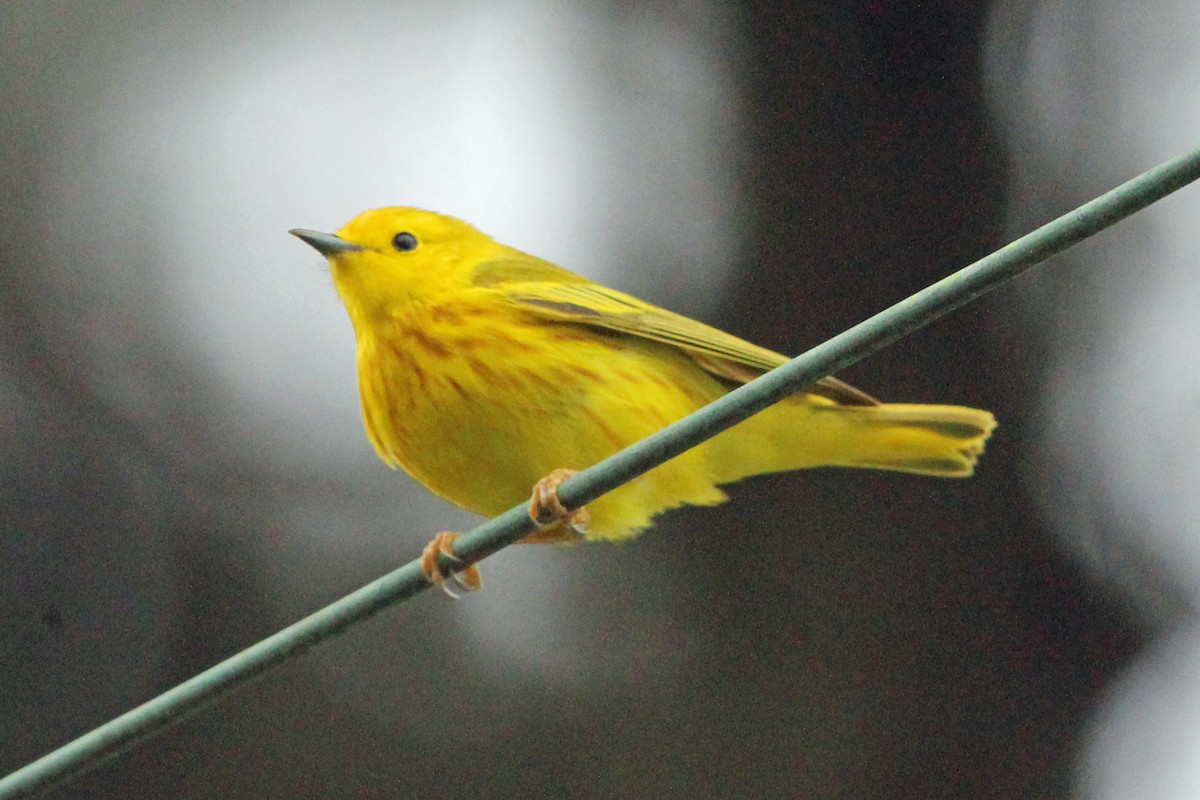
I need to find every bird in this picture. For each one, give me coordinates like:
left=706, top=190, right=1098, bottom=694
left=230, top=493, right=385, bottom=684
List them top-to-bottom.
left=291, top=207, right=996, bottom=595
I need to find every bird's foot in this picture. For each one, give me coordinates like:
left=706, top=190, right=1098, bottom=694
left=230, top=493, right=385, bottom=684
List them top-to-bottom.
left=522, top=468, right=589, bottom=543
left=419, top=531, right=482, bottom=599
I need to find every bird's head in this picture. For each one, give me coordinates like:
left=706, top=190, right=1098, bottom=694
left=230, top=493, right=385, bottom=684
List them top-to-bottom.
left=291, top=206, right=504, bottom=325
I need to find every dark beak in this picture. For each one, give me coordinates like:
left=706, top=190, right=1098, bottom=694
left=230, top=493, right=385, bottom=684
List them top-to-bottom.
left=289, top=228, right=363, bottom=256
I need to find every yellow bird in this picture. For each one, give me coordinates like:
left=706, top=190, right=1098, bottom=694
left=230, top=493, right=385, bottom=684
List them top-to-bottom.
left=291, top=208, right=995, bottom=594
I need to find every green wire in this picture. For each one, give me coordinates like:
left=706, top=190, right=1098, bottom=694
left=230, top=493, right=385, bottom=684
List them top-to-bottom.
left=5, top=144, right=1200, bottom=799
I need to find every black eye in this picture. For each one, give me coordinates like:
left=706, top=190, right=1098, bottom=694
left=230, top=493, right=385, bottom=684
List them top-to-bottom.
left=392, top=231, right=418, bottom=252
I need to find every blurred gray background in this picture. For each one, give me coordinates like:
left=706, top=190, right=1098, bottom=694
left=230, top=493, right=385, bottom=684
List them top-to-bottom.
left=4, top=1, right=1196, bottom=798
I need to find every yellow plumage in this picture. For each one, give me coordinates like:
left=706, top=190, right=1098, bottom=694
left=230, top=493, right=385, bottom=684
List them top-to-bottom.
left=293, top=207, right=996, bottom=547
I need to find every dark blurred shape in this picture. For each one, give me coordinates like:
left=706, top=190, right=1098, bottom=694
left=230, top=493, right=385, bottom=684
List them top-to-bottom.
left=0, top=370, right=173, bottom=765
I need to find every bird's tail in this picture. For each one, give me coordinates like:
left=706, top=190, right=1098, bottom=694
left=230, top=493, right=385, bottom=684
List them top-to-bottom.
left=710, top=398, right=997, bottom=482
left=820, top=403, right=996, bottom=477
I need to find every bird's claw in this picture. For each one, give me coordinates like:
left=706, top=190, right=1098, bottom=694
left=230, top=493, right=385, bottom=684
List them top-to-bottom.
left=528, top=468, right=589, bottom=533
left=419, top=531, right=482, bottom=599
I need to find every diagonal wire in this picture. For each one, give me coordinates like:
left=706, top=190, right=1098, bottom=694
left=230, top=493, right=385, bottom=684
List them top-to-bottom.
left=4, top=144, right=1200, bottom=799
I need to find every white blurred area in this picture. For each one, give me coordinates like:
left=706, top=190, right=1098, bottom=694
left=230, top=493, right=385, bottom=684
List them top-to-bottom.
left=5, top=0, right=740, bottom=714
left=31, top=0, right=740, bottom=477
left=985, top=1, right=1200, bottom=796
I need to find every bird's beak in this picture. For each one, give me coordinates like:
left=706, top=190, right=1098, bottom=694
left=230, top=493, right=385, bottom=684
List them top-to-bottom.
left=289, top=228, right=363, bottom=256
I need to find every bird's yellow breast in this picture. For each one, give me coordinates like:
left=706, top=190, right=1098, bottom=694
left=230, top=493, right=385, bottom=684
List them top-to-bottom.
left=355, top=295, right=722, bottom=524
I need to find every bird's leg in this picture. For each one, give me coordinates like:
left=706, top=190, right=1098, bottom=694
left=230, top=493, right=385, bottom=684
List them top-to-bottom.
left=521, top=468, right=589, bottom=543
left=421, top=470, right=584, bottom=597
left=419, top=531, right=482, bottom=599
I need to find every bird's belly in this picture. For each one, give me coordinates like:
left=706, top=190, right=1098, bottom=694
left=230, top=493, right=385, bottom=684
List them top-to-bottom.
left=358, top=332, right=729, bottom=536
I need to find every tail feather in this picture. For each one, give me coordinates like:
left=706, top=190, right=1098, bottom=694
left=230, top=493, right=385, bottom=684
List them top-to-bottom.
left=709, top=398, right=996, bottom=483
left=832, top=403, right=996, bottom=477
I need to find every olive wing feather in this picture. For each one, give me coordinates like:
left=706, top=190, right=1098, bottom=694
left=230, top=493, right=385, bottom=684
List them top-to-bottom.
left=473, top=259, right=878, bottom=407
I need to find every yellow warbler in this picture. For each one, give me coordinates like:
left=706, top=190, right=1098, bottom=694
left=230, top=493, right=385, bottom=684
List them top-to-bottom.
left=291, top=208, right=996, bottom=592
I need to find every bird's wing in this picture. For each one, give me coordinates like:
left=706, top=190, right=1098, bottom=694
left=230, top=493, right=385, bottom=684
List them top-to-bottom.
left=473, top=259, right=878, bottom=406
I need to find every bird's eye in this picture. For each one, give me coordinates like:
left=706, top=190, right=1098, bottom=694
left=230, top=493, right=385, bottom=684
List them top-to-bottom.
left=392, top=232, right=418, bottom=252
